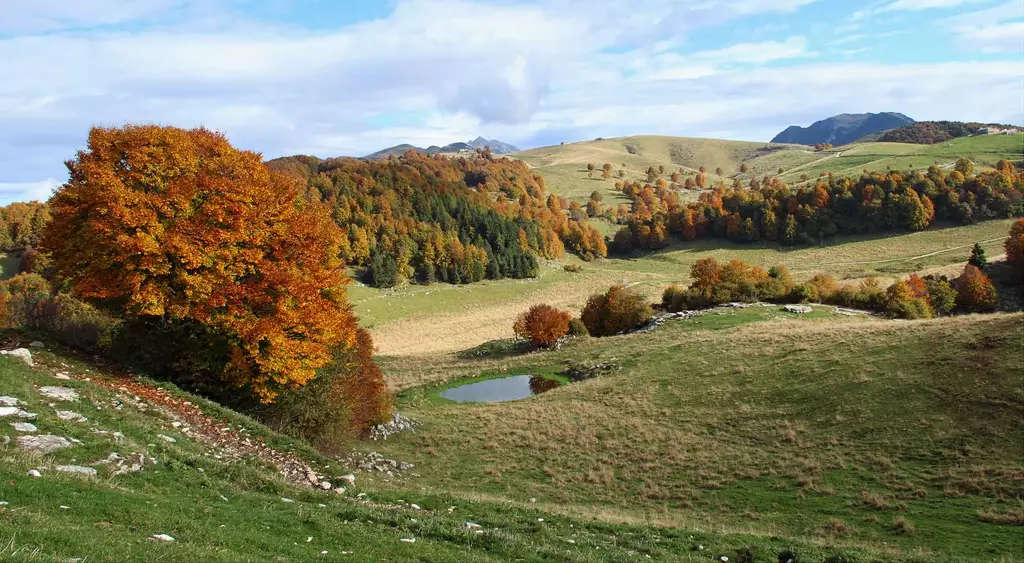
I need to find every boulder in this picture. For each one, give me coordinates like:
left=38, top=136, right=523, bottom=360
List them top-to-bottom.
left=783, top=304, right=813, bottom=314
left=1, top=348, right=33, bottom=366
left=39, top=386, right=79, bottom=401
left=0, top=396, right=20, bottom=406
left=0, top=407, right=36, bottom=419
left=56, top=410, right=88, bottom=422
left=10, top=422, right=37, bottom=432
left=17, top=434, right=73, bottom=454
left=56, top=465, right=98, bottom=477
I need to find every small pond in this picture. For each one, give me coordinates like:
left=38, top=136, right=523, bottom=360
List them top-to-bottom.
left=438, top=375, right=560, bottom=403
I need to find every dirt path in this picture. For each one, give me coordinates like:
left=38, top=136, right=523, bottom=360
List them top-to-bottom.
left=821, top=237, right=1007, bottom=266
left=24, top=346, right=338, bottom=491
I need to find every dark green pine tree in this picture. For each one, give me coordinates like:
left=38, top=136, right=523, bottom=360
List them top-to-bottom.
left=968, top=243, right=987, bottom=269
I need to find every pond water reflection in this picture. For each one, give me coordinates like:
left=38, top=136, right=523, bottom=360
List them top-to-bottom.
left=438, top=375, right=560, bottom=403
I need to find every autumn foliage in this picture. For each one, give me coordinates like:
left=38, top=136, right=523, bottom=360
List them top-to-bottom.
left=41, top=125, right=368, bottom=403
left=610, top=165, right=1022, bottom=252
left=1006, top=218, right=1024, bottom=276
left=952, top=264, right=998, bottom=312
left=581, top=285, right=652, bottom=336
left=513, top=304, right=571, bottom=347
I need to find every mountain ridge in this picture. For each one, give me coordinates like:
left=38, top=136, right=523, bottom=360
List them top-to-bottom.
left=771, top=112, right=915, bottom=146
left=364, top=137, right=519, bottom=159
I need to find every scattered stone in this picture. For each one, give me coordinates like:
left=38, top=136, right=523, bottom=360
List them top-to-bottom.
left=783, top=304, right=813, bottom=314
left=28, top=341, right=44, bottom=348
left=1, top=348, right=33, bottom=366
left=562, top=362, right=620, bottom=382
left=54, top=373, right=71, bottom=380
left=39, top=386, right=79, bottom=401
left=0, top=396, right=19, bottom=406
left=0, top=407, right=36, bottom=418
left=56, top=410, right=87, bottom=422
left=368, top=413, right=417, bottom=441
left=171, top=421, right=182, bottom=428
left=11, top=422, right=37, bottom=432
left=17, top=434, right=73, bottom=454
left=156, top=434, right=176, bottom=443
left=92, top=452, right=153, bottom=475
left=56, top=465, right=98, bottom=477
left=27, top=469, right=41, bottom=477
left=339, top=473, right=356, bottom=485
left=319, top=481, right=332, bottom=490
left=333, top=487, right=346, bottom=495
left=281, top=497, right=295, bottom=503
left=0, top=501, right=7, bottom=505
left=410, top=503, right=421, bottom=510
left=60, top=505, right=70, bottom=509
left=465, top=522, right=481, bottom=529
left=151, top=534, right=175, bottom=542
left=306, top=536, right=313, bottom=543
left=399, top=538, right=415, bottom=543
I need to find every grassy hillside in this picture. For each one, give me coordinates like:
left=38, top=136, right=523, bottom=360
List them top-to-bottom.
left=513, top=133, right=1023, bottom=202
left=779, top=133, right=1023, bottom=185
left=513, top=135, right=815, bottom=202
left=352, top=218, right=1016, bottom=355
left=367, top=311, right=1024, bottom=562
left=2, top=333, right=927, bottom=562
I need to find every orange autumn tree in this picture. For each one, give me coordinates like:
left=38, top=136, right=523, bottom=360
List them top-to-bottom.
left=42, top=125, right=359, bottom=402
left=1006, top=218, right=1024, bottom=276
left=513, top=304, right=571, bottom=347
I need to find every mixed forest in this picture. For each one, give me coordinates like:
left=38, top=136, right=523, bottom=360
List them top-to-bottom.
left=268, top=151, right=606, bottom=287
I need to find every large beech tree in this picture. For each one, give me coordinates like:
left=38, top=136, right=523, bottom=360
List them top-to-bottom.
left=43, top=125, right=357, bottom=402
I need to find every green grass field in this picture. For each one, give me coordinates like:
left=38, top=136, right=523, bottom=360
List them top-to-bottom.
left=512, top=133, right=1023, bottom=202
left=352, top=218, right=1016, bottom=356
left=366, top=311, right=1024, bottom=562
left=2, top=331, right=956, bottom=563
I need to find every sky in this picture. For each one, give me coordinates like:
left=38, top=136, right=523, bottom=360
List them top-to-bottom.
left=0, top=0, right=1021, bottom=203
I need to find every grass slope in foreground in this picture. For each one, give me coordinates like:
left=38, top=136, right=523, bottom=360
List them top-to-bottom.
left=368, top=310, right=1024, bottom=562
left=1, top=334, right=920, bottom=562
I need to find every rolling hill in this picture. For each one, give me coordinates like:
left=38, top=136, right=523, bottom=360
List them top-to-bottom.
left=771, top=112, right=914, bottom=146
left=511, top=133, right=1024, bottom=201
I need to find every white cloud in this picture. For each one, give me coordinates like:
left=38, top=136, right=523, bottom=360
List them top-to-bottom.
left=0, top=0, right=1020, bottom=203
left=0, top=0, right=189, bottom=33
left=953, top=21, right=1024, bottom=52
left=0, top=179, right=59, bottom=205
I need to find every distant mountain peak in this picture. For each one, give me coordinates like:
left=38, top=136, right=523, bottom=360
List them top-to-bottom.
left=771, top=112, right=914, bottom=146
left=364, top=137, right=519, bottom=159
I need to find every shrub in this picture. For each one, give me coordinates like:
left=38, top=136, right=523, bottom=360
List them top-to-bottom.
left=1006, top=218, right=1024, bottom=274
left=563, top=264, right=582, bottom=273
left=952, top=264, right=998, bottom=312
left=807, top=273, right=838, bottom=302
left=0, top=274, right=120, bottom=354
left=924, top=276, right=957, bottom=315
left=852, top=278, right=886, bottom=310
left=885, top=279, right=933, bottom=319
left=790, top=283, right=816, bottom=303
left=661, top=284, right=687, bottom=312
left=581, top=285, right=652, bottom=336
left=513, top=304, right=572, bottom=347
left=567, top=317, right=588, bottom=337
left=255, top=328, right=391, bottom=449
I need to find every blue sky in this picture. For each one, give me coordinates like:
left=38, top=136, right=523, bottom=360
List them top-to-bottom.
left=0, top=0, right=1021, bottom=203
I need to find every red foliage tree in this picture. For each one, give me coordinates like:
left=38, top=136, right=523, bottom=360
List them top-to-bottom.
left=952, top=264, right=998, bottom=312
left=513, top=304, right=571, bottom=347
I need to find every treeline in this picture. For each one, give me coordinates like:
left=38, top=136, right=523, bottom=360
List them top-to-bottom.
left=878, top=121, right=1017, bottom=144
left=270, top=151, right=606, bottom=287
left=610, top=160, right=1023, bottom=252
left=0, top=201, right=49, bottom=250
left=662, top=257, right=999, bottom=319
